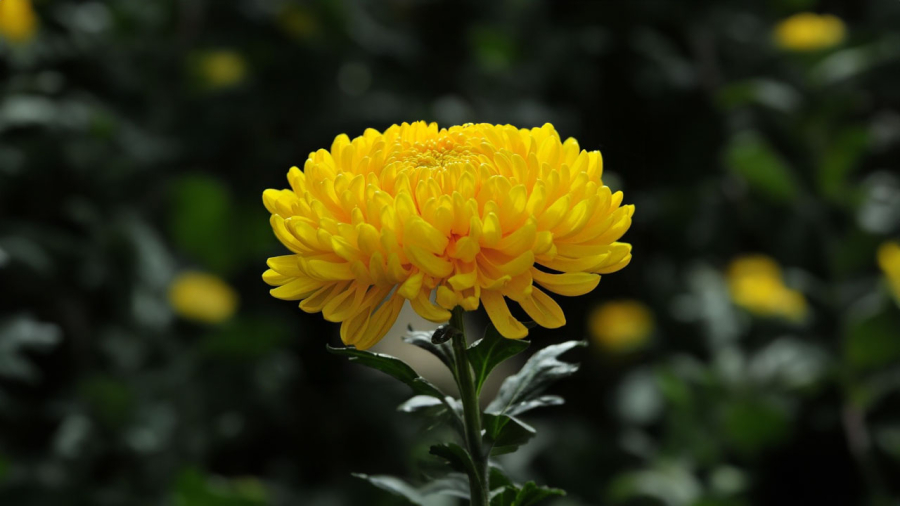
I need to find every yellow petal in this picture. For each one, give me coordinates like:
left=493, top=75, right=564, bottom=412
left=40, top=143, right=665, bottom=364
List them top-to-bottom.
left=405, top=245, right=453, bottom=278
left=531, top=268, right=600, bottom=297
left=270, top=277, right=325, bottom=300
left=518, top=287, right=566, bottom=329
left=481, top=290, right=528, bottom=339
left=410, top=291, right=452, bottom=323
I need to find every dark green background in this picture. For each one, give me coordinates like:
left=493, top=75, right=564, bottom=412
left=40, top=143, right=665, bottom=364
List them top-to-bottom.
left=2, top=0, right=900, bottom=505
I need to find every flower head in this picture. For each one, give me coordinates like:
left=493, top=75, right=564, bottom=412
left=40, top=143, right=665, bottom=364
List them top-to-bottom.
left=0, top=0, right=38, bottom=44
left=774, top=13, right=845, bottom=52
left=263, top=122, right=633, bottom=348
left=877, top=241, right=900, bottom=304
left=727, top=255, right=806, bottom=321
left=169, top=271, right=239, bottom=324
left=588, top=300, right=653, bottom=352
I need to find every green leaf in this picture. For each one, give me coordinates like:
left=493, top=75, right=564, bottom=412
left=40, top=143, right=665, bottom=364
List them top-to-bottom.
left=818, top=126, right=870, bottom=201
left=724, top=131, right=797, bottom=203
left=168, top=175, right=234, bottom=273
left=845, top=310, right=900, bottom=370
left=431, top=323, right=462, bottom=344
left=468, top=323, right=530, bottom=394
left=403, top=326, right=456, bottom=371
left=486, top=341, right=586, bottom=417
left=327, top=345, right=445, bottom=399
left=397, top=395, right=444, bottom=414
left=483, top=413, right=536, bottom=456
left=430, top=443, right=478, bottom=479
left=489, top=465, right=514, bottom=492
left=354, top=473, right=471, bottom=504
left=420, top=473, right=471, bottom=499
left=352, top=474, right=424, bottom=505
left=491, top=481, right=566, bottom=506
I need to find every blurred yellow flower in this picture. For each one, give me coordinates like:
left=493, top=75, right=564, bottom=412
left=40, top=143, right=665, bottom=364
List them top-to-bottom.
left=0, top=0, right=38, bottom=44
left=278, top=5, right=318, bottom=40
left=774, top=13, right=845, bottom=52
left=199, top=51, right=247, bottom=90
left=263, top=122, right=634, bottom=349
left=877, top=241, right=900, bottom=303
left=727, top=255, right=807, bottom=321
left=169, top=272, right=239, bottom=324
left=588, top=300, right=653, bottom=352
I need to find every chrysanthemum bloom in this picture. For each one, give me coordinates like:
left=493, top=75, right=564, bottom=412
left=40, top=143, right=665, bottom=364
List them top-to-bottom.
left=0, top=0, right=38, bottom=44
left=774, top=12, right=845, bottom=52
left=263, top=122, right=633, bottom=348
left=877, top=241, right=900, bottom=304
left=727, top=255, right=807, bottom=321
left=169, top=271, right=239, bottom=324
left=588, top=300, right=653, bottom=352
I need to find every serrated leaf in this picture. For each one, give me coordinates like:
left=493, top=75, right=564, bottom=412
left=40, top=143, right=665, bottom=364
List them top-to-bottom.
left=468, top=323, right=530, bottom=394
left=403, top=326, right=456, bottom=371
left=486, top=341, right=585, bottom=417
left=327, top=345, right=444, bottom=399
left=483, top=413, right=536, bottom=456
left=430, top=443, right=477, bottom=478
left=352, top=474, right=425, bottom=505
left=491, top=481, right=566, bottom=506
left=512, top=482, right=566, bottom=506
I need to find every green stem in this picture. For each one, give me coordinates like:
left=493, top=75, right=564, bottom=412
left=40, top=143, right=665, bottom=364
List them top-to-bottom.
left=450, top=307, right=490, bottom=506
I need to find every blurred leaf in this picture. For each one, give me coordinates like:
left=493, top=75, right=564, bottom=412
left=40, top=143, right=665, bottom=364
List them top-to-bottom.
left=811, top=37, right=900, bottom=85
left=716, top=79, right=802, bottom=113
left=818, top=126, right=870, bottom=202
left=724, top=131, right=798, bottom=203
left=169, top=175, right=236, bottom=273
left=845, top=310, right=900, bottom=370
left=0, top=315, right=62, bottom=382
left=200, top=317, right=289, bottom=360
left=468, top=323, right=530, bottom=395
left=403, top=326, right=456, bottom=371
left=748, top=338, right=829, bottom=389
left=486, top=341, right=585, bottom=417
left=327, top=345, right=445, bottom=399
left=79, top=375, right=134, bottom=428
left=721, top=398, right=790, bottom=455
left=483, top=413, right=536, bottom=456
left=0, top=452, right=10, bottom=484
left=608, top=462, right=701, bottom=506
left=173, top=467, right=268, bottom=506
left=355, top=472, right=471, bottom=504
left=420, top=473, right=471, bottom=499
left=352, top=474, right=425, bottom=505
left=491, top=481, right=565, bottom=506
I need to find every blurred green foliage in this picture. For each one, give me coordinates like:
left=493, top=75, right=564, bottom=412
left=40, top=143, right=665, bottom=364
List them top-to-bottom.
left=1, top=0, right=900, bottom=505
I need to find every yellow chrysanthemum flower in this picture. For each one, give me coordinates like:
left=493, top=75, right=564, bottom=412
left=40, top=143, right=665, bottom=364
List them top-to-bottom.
left=0, top=0, right=38, bottom=44
left=774, top=13, right=845, bottom=52
left=199, top=50, right=247, bottom=90
left=263, top=122, right=634, bottom=349
left=877, top=241, right=900, bottom=304
left=727, top=255, right=807, bottom=321
left=169, top=271, right=239, bottom=324
left=588, top=300, right=653, bottom=352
